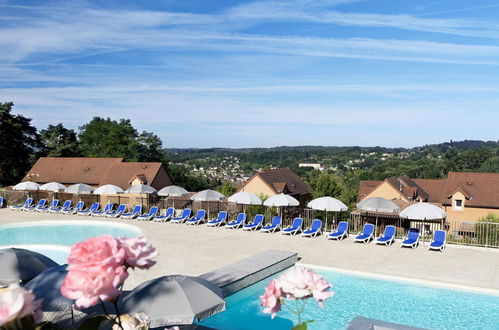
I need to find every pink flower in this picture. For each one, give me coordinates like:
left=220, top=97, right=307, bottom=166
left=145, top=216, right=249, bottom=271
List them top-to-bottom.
left=68, top=235, right=126, bottom=272
left=118, top=236, right=158, bottom=270
left=278, top=267, right=334, bottom=307
left=309, top=272, right=334, bottom=307
left=260, top=279, right=282, bottom=318
left=0, top=284, right=43, bottom=325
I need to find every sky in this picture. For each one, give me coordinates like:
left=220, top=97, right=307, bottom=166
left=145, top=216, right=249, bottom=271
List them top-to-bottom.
left=1, top=0, right=499, bottom=148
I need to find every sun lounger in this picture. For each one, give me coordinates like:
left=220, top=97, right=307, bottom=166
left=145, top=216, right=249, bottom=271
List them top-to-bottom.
left=0, top=196, right=4, bottom=208
left=10, top=198, right=33, bottom=211
left=27, top=199, right=47, bottom=212
left=41, top=199, right=59, bottom=213
left=49, top=200, right=71, bottom=213
left=62, top=201, right=84, bottom=215
left=78, top=202, right=99, bottom=216
left=91, top=203, right=113, bottom=217
left=105, top=204, right=127, bottom=218
left=121, top=205, right=142, bottom=219
left=137, top=206, right=159, bottom=221
left=153, top=207, right=175, bottom=222
left=170, top=209, right=192, bottom=223
left=185, top=209, right=207, bottom=225
left=206, top=211, right=228, bottom=227
left=225, top=213, right=247, bottom=229
left=243, top=214, right=264, bottom=231
left=260, top=216, right=282, bottom=233
left=282, top=218, right=303, bottom=235
left=302, top=219, right=322, bottom=237
left=327, top=221, right=349, bottom=240
left=354, top=223, right=375, bottom=243
left=376, top=225, right=396, bottom=246
left=401, top=228, right=420, bottom=249
left=428, top=230, right=446, bottom=252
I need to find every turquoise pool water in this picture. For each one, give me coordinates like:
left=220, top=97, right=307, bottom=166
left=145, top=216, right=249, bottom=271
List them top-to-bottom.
left=200, top=267, right=499, bottom=330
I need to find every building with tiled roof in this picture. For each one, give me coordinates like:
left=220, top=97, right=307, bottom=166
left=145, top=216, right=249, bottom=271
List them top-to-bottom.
left=23, top=157, right=173, bottom=190
left=358, top=172, right=499, bottom=221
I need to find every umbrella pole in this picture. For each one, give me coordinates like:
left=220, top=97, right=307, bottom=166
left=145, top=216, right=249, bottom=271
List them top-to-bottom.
left=325, top=209, right=328, bottom=232
left=375, top=212, right=379, bottom=237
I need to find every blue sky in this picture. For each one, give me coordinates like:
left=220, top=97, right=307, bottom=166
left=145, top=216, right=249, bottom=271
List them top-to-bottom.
left=1, top=0, right=499, bottom=148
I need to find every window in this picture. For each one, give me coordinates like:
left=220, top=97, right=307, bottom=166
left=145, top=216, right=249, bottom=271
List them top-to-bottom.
left=455, top=199, right=463, bottom=209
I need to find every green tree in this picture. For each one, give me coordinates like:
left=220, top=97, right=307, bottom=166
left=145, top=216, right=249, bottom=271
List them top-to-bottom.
left=0, top=102, right=41, bottom=186
left=40, top=123, right=81, bottom=157
left=136, top=131, right=166, bottom=162
left=309, top=171, right=345, bottom=199
left=217, top=180, right=236, bottom=196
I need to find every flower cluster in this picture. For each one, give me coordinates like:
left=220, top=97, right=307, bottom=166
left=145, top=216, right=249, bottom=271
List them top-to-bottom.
left=61, top=235, right=158, bottom=309
left=260, top=266, right=334, bottom=319
left=0, top=284, right=43, bottom=327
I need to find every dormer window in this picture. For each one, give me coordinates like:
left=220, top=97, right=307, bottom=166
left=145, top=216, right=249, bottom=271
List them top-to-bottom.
left=454, top=199, right=463, bottom=210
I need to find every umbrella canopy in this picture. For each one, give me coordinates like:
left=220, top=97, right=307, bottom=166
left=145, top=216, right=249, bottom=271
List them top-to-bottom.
left=12, top=181, right=40, bottom=191
left=39, top=182, right=66, bottom=192
left=65, top=183, right=94, bottom=194
left=93, top=184, right=124, bottom=195
left=125, top=184, right=157, bottom=194
left=157, top=185, right=189, bottom=197
left=191, top=189, right=225, bottom=202
left=228, top=191, right=262, bottom=205
left=263, top=193, right=299, bottom=207
left=307, top=196, right=348, bottom=212
left=356, top=197, right=400, bottom=213
left=399, top=203, right=446, bottom=220
left=0, top=248, right=59, bottom=286
left=24, top=265, right=71, bottom=311
left=120, top=275, right=226, bottom=328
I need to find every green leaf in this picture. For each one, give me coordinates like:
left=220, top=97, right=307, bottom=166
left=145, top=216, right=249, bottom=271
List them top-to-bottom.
left=76, top=315, right=111, bottom=330
left=292, top=320, right=315, bottom=330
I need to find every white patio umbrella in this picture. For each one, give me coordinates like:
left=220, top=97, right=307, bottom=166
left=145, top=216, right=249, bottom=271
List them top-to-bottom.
left=12, top=181, right=40, bottom=191
left=39, top=182, right=66, bottom=192
left=65, top=183, right=94, bottom=194
left=93, top=184, right=124, bottom=195
left=125, top=184, right=157, bottom=194
left=157, top=185, right=189, bottom=209
left=191, top=189, right=225, bottom=218
left=228, top=191, right=262, bottom=218
left=264, top=193, right=299, bottom=219
left=307, top=196, right=348, bottom=231
left=356, top=197, right=400, bottom=236
left=400, top=203, right=446, bottom=245
left=0, top=248, right=59, bottom=286
left=120, top=275, right=226, bottom=328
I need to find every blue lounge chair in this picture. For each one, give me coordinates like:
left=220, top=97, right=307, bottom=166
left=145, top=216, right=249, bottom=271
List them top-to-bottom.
left=0, top=196, right=3, bottom=208
left=10, top=198, right=33, bottom=211
left=27, top=199, right=47, bottom=212
left=39, top=199, right=59, bottom=213
left=50, top=200, right=71, bottom=213
left=62, top=201, right=84, bottom=215
left=78, top=202, right=99, bottom=216
left=92, top=203, right=113, bottom=217
left=105, top=204, right=127, bottom=218
left=121, top=205, right=142, bottom=219
left=137, top=206, right=159, bottom=221
left=153, top=207, right=175, bottom=222
left=170, top=209, right=192, bottom=223
left=186, top=209, right=207, bottom=225
left=206, top=211, right=228, bottom=227
left=225, top=213, right=247, bottom=229
left=243, top=214, right=264, bottom=231
left=260, top=216, right=282, bottom=233
left=282, top=218, right=303, bottom=235
left=302, top=219, right=323, bottom=237
left=327, top=221, right=349, bottom=240
left=354, top=223, right=375, bottom=243
left=376, top=225, right=396, bottom=246
left=401, top=228, right=420, bottom=249
left=428, top=230, right=446, bottom=252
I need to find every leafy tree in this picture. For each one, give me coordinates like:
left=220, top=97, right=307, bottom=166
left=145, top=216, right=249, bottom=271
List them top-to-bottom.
left=0, top=102, right=41, bottom=186
left=40, top=123, right=81, bottom=157
left=136, top=131, right=166, bottom=162
left=167, top=164, right=214, bottom=192
left=309, top=171, right=345, bottom=198
left=217, top=181, right=236, bottom=196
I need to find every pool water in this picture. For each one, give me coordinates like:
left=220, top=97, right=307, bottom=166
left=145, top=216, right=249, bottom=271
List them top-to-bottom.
left=200, top=267, right=499, bottom=330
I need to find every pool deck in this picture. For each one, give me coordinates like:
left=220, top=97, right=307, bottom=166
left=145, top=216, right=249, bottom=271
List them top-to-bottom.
left=2, top=209, right=499, bottom=293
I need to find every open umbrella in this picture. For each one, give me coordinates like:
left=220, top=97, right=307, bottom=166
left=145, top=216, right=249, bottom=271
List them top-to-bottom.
left=12, top=181, right=40, bottom=191
left=39, top=182, right=66, bottom=192
left=65, top=183, right=94, bottom=194
left=94, top=184, right=124, bottom=195
left=125, top=184, right=157, bottom=194
left=158, top=185, right=189, bottom=209
left=191, top=190, right=225, bottom=218
left=228, top=191, right=262, bottom=219
left=264, top=193, right=299, bottom=219
left=307, top=197, right=348, bottom=231
left=356, top=197, right=400, bottom=236
left=400, top=203, right=446, bottom=245
left=0, top=248, right=59, bottom=286
left=120, top=275, right=226, bottom=328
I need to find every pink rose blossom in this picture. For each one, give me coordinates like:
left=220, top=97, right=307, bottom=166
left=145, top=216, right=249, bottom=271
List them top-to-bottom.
left=67, top=235, right=126, bottom=271
left=118, top=236, right=158, bottom=270
left=278, top=267, right=334, bottom=307
left=309, top=272, right=335, bottom=307
left=260, top=279, right=282, bottom=318
left=0, top=284, right=43, bottom=325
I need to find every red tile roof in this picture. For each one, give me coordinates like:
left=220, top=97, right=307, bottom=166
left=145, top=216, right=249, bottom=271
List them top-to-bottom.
left=238, top=168, right=310, bottom=197
left=358, top=180, right=382, bottom=199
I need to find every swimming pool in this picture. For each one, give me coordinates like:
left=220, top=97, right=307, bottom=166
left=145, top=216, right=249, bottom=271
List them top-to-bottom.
left=200, top=266, right=499, bottom=330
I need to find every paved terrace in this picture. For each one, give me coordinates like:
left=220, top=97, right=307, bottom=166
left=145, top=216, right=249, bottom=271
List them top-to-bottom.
left=1, top=209, right=499, bottom=293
